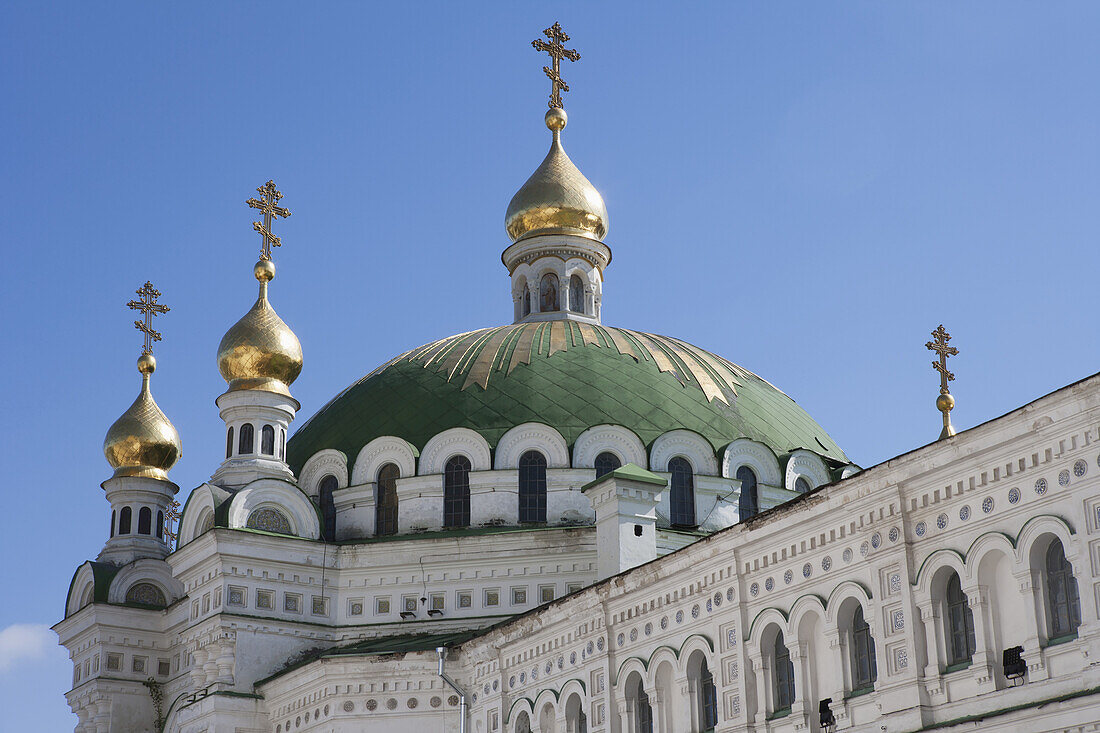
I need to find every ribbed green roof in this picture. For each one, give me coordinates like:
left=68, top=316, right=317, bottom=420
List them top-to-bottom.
left=288, top=322, right=848, bottom=474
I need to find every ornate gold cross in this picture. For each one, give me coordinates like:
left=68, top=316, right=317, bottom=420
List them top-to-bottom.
left=532, top=22, right=580, bottom=109
left=247, top=179, right=291, bottom=260
left=127, top=281, right=169, bottom=355
left=925, top=324, right=958, bottom=395
left=164, top=499, right=181, bottom=544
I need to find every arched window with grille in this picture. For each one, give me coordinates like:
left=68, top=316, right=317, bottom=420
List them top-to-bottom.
left=540, top=273, right=559, bottom=312
left=569, top=275, right=585, bottom=313
left=239, top=423, right=254, bottom=455
left=261, top=425, right=275, bottom=455
left=225, top=426, right=234, bottom=458
left=280, top=429, right=286, bottom=459
left=518, top=450, right=547, bottom=523
left=594, top=451, right=621, bottom=479
left=444, top=455, right=471, bottom=528
left=669, top=456, right=696, bottom=527
left=376, top=463, right=400, bottom=536
left=737, top=466, right=758, bottom=520
left=319, top=475, right=338, bottom=540
left=794, top=476, right=812, bottom=494
left=119, top=506, right=131, bottom=534
left=138, top=507, right=152, bottom=535
left=110, top=510, right=116, bottom=538
left=156, top=510, right=164, bottom=539
left=1045, top=538, right=1081, bottom=640
left=945, top=572, right=976, bottom=667
left=849, top=605, right=877, bottom=691
left=772, top=630, right=795, bottom=712
left=696, top=656, right=718, bottom=729
left=626, top=673, right=653, bottom=733
left=515, top=711, right=532, bottom=733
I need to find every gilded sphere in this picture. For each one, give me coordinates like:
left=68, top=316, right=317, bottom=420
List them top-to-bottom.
left=545, top=106, right=568, bottom=132
left=254, top=258, right=276, bottom=282
left=137, top=352, right=157, bottom=374
left=936, top=393, right=955, bottom=412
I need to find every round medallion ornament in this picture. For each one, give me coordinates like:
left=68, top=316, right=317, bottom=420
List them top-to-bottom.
left=1075, top=459, right=1087, bottom=477
left=1059, top=470, right=1070, bottom=487
left=1035, top=478, right=1048, bottom=495
left=1008, top=487, right=1020, bottom=504
left=982, top=496, right=994, bottom=514
left=959, top=505, right=970, bottom=521
left=936, top=513, right=948, bottom=530
left=915, top=522, right=926, bottom=537
left=888, top=527, right=900, bottom=543
left=871, top=533, right=881, bottom=549
left=860, top=542, right=870, bottom=557
left=843, top=548, right=853, bottom=562
left=822, top=556, right=832, bottom=572
left=803, top=563, right=812, bottom=578
left=783, top=570, right=793, bottom=585
left=764, top=578, right=774, bottom=592
left=750, top=583, right=759, bottom=597
left=727, top=587, right=735, bottom=601
left=713, top=591, right=722, bottom=607
left=706, top=598, right=713, bottom=612
left=692, top=603, right=701, bottom=618
left=676, top=609, right=685, bottom=622
left=660, top=616, right=668, bottom=630
left=644, top=622, right=652, bottom=636
left=629, top=628, right=638, bottom=642
left=617, top=633, right=625, bottom=647
left=597, top=637, right=605, bottom=651
left=587, top=641, right=594, bottom=655
left=569, top=652, right=576, bottom=665
left=557, top=656, right=564, bottom=670
left=545, top=662, right=552, bottom=674
left=531, top=667, right=538, bottom=680
left=520, top=672, right=526, bottom=683
left=509, top=675, right=516, bottom=688
left=493, top=680, right=499, bottom=691
left=483, top=684, right=490, bottom=695
left=448, top=695, right=460, bottom=707
left=430, top=697, right=442, bottom=708
left=407, top=698, right=418, bottom=709
left=386, top=699, right=397, bottom=711
left=344, top=701, right=356, bottom=713
left=324, top=705, right=329, bottom=716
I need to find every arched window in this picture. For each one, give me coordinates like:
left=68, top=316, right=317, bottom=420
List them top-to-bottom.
left=540, top=273, right=559, bottom=312
left=569, top=274, right=585, bottom=313
left=523, top=288, right=532, bottom=317
left=239, top=423, right=254, bottom=455
left=261, top=425, right=275, bottom=455
left=226, top=426, right=234, bottom=459
left=280, top=429, right=286, bottom=459
left=519, top=450, right=548, bottom=523
left=594, top=451, right=621, bottom=479
left=444, top=455, right=471, bottom=528
left=669, top=456, right=696, bottom=527
left=376, top=463, right=400, bottom=537
left=737, top=466, right=758, bottom=520
left=319, top=475, right=338, bottom=540
left=794, top=476, right=812, bottom=494
left=119, top=506, right=132, bottom=534
left=137, top=507, right=152, bottom=534
left=246, top=507, right=292, bottom=535
left=110, top=510, right=116, bottom=538
left=156, top=510, right=164, bottom=539
left=1045, top=538, right=1081, bottom=639
left=945, top=572, right=976, bottom=666
left=125, top=582, right=166, bottom=607
left=850, top=605, right=877, bottom=691
left=772, top=630, right=796, bottom=712
left=698, top=658, right=718, bottom=729
left=627, top=673, right=653, bottom=733
left=564, top=693, right=587, bottom=733
left=515, top=711, right=532, bottom=733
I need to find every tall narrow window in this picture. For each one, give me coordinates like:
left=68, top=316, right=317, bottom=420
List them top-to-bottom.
left=540, top=273, right=559, bottom=312
left=569, top=275, right=585, bottom=313
left=523, top=288, right=532, bottom=317
left=239, top=423, right=254, bottom=455
left=261, top=425, right=275, bottom=455
left=225, top=426, right=234, bottom=459
left=280, top=429, right=286, bottom=459
left=518, top=451, right=547, bottom=523
left=594, top=451, right=621, bottom=479
left=444, top=455, right=471, bottom=528
left=669, top=456, right=696, bottom=527
left=376, top=463, right=400, bottom=536
left=737, top=466, right=758, bottom=520
left=319, top=475, right=338, bottom=540
left=119, top=506, right=132, bottom=535
left=138, top=507, right=152, bottom=535
left=110, top=510, right=116, bottom=538
left=156, top=510, right=164, bottom=539
left=1045, top=538, right=1081, bottom=639
left=945, top=573, right=976, bottom=666
left=850, top=605, right=877, bottom=691
left=773, top=631, right=795, bottom=712
left=700, top=659, right=718, bottom=729
left=631, top=675, right=653, bottom=733
left=515, top=711, right=532, bottom=733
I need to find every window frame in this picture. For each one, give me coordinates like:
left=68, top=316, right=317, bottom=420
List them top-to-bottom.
left=238, top=423, right=254, bottom=455
left=260, top=424, right=275, bottom=455
left=518, top=450, right=548, bottom=523
left=594, top=451, right=621, bottom=480
left=443, top=455, right=472, bottom=528
left=668, top=456, right=696, bottom=527
left=375, top=463, right=400, bottom=537
left=737, top=466, right=758, bottom=520
left=1044, top=538, right=1081, bottom=641
left=944, top=573, right=976, bottom=667
left=848, top=605, right=877, bottom=693
left=772, top=630, right=795, bottom=714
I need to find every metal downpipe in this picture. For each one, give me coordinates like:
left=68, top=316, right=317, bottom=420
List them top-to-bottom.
left=436, top=646, right=468, bottom=733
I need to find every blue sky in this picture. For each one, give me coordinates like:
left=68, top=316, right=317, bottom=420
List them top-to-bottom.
left=3, top=2, right=1100, bottom=727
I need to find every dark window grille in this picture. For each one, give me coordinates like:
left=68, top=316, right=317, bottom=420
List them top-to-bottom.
left=569, top=275, right=585, bottom=313
left=238, top=423, right=254, bottom=455
left=261, top=425, right=275, bottom=455
left=226, top=426, right=234, bottom=458
left=280, top=429, right=286, bottom=459
left=519, top=451, right=547, bottom=523
left=594, top=451, right=621, bottom=479
left=444, top=455, right=471, bottom=528
left=669, top=457, right=696, bottom=527
left=376, top=463, right=400, bottom=536
left=737, top=466, right=758, bottom=519
left=319, top=475, right=338, bottom=540
left=795, top=476, right=812, bottom=493
left=119, top=506, right=131, bottom=534
left=138, top=507, right=152, bottom=535
left=110, top=510, right=116, bottom=538
left=156, top=510, right=164, bottom=539
left=1045, top=538, right=1081, bottom=638
left=946, top=573, right=976, bottom=665
left=850, top=605, right=877, bottom=690
left=773, top=631, right=796, bottom=711
left=700, top=659, right=718, bottom=729
left=634, top=677, right=653, bottom=733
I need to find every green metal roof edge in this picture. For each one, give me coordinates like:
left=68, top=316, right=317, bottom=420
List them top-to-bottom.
left=581, top=463, right=667, bottom=491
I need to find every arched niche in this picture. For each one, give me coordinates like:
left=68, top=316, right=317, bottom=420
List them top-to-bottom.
left=495, top=422, right=570, bottom=469
left=573, top=424, right=647, bottom=469
left=420, top=427, right=492, bottom=474
left=650, top=430, right=718, bottom=475
left=351, top=436, right=418, bottom=486
left=722, top=438, right=782, bottom=486
left=298, top=448, right=348, bottom=498
left=784, top=449, right=831, bottom=492
left=225, top=480, right=321, bottom=539
left=107, top=559, right=183, bottom=606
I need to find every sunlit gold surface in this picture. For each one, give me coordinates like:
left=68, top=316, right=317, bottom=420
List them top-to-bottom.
left=505, top=122, right=609, bottom=243
left=217, top=281, right=303, bottom=396
left=926, top=324, right=959, bottom=440
left=103, top=373, right=182, bottom=480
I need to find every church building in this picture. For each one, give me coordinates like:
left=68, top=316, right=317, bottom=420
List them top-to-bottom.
left=55, top=23, right=1100, bottom=733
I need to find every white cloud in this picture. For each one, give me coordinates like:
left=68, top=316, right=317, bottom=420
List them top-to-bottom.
left=0, top=624, right=56, bottom=673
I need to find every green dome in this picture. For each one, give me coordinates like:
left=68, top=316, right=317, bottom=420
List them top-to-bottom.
left=287, top=322, right=848, bottom=474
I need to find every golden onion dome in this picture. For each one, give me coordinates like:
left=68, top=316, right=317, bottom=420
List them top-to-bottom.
left=505, top=107, right=609, bottom=244
left=217, top=259, right=303, bottom=397
left=103, top=353, right=182, bottom=480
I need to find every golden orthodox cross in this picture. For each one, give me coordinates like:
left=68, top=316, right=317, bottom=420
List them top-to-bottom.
left=532, top=22, right=580, bottom=109
left=247, top=179, right=291, bottom=260
left=127, top=281, right=169, bottom=355
left=925, top=324, right=958, bottom=395
left=164, top=499, right=181, bottom=544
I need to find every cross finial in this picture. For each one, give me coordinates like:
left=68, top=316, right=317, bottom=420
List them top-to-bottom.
left=532, top=22, right=580, bottom=109
left=246, top=179, right=291, bottom=260
left=127, top=281, right=169, bottom=355
left=925, top=324, right=959, bottom=439
left=163, top=499, right=181, bottom=545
